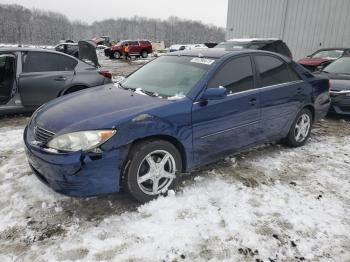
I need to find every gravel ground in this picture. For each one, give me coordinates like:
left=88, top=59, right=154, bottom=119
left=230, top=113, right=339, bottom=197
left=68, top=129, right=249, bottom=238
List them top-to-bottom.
left=0, top=54, right=349, bottom=261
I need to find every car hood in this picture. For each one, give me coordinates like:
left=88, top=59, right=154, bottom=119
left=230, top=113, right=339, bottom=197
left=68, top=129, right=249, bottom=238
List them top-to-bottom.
left=78, top=40, right=99, bottom=67
left=298, top=57, right=333, bottom=66
left=34, top=84, right=170, bottom=134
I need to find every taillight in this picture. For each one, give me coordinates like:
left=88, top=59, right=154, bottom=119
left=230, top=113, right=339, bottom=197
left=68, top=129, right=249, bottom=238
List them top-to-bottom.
left=99, top=70, right=112, bottom=79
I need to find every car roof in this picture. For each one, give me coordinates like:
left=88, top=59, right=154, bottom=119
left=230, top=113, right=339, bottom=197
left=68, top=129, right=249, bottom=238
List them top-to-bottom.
left=226, top=38, right=280, bottom=42
left=0, top=47, right=54, bottom=52
left=164, top=48, right=288, bottom=60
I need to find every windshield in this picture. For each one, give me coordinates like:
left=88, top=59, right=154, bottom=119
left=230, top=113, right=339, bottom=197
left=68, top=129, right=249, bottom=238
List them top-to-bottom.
left=215, top=41, right=264, bottom=50
left=312, top=50, right=344, bottom=59
left=121, top=56, right=215, bottom=98
left=323, top=57, right=350, bottom=75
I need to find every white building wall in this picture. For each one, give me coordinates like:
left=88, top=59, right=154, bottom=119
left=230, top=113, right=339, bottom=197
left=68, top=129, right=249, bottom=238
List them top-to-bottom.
left=226, top=0, right=350, bottom=59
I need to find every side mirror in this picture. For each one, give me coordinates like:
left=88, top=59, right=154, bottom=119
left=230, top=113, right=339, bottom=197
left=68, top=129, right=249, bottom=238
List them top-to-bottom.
left=201, top=87, right=227, bottom=101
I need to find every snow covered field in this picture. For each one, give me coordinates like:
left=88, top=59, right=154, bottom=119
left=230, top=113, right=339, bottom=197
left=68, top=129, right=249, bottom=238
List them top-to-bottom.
left=0, top=54, right=349, bottom=261
left=0, top=116, right=349, bottom=261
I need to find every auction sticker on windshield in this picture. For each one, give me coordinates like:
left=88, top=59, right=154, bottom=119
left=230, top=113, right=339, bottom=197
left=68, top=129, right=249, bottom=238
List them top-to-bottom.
left=190, top=58, right=215, bottom=65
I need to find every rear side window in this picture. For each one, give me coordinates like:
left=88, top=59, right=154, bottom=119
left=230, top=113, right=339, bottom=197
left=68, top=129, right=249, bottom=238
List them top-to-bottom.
left=22, top=52, right=77, bottom=72
left=255, top=55, right=300, bottom=87
left=208, top=56, right=254, bottom=94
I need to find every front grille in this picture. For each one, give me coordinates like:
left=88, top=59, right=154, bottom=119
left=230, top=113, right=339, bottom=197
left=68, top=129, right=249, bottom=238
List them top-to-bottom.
left=34, top=126, right=55, bottom=143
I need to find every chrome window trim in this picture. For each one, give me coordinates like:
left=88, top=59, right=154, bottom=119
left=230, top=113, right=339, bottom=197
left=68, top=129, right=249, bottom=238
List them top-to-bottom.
left=193, top=80, right=304, bottom=103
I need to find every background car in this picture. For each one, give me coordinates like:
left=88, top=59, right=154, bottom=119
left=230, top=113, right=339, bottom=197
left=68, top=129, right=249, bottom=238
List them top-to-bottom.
left=214, top=38, right=293, bottom=59
left=108, top=40, right=152, bottom=59
left=0, top=41, right=112, bottom=115
left=54, top=42, right=79, bottom=58
left=298, top=48, right=350, bottom=71
left=24, top=49, right=330, bottom=202
left=316, top=56, right=350, bottom=115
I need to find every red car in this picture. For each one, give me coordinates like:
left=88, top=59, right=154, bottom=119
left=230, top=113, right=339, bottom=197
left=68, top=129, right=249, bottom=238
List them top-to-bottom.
left=109, top=40, right=152, bottom=59
left=298, top=48, right=350, bottom=71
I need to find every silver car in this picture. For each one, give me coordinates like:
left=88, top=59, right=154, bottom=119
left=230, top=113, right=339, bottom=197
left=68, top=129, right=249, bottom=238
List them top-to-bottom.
left=0, top=41, right=112, bottom=115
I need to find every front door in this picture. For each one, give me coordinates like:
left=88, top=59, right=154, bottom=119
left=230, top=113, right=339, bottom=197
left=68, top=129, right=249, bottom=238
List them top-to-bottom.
left=18, top=51, right=76, bottom=107
left=192, top=55, right=261, bottom=165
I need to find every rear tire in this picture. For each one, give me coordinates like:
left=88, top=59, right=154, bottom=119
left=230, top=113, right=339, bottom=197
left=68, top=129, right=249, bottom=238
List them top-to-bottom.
left=141, top=50, right=148, bottom=58
left=283, top=108, right=312, bottom=147
left=125, top=140, right=182, bottom=203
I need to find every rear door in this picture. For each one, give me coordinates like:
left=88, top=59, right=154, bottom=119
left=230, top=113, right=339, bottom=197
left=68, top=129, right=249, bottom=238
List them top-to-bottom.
left=18, top=51, right=77, bottom=106
left=253, top=54, right=305, bottom=141
left=192, top=55, right=261, bottom=165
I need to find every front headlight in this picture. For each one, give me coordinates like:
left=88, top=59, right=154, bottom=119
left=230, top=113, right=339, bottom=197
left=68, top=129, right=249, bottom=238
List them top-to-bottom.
left=47, top=130, right=116, bottom=152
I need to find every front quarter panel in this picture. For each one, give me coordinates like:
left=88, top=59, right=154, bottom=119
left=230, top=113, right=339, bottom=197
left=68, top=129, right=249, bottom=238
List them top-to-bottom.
left=101, top=99, right=194, bottom=170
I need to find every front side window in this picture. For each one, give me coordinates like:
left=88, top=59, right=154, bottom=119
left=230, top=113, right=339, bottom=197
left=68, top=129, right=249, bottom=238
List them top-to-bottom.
left=22, top=52, right=77, bottom=73
left=255, top=55, right=299, bottom=87
left=121, top=56, right=215, bottom=98
left=208, top=56, right=254, bottom=94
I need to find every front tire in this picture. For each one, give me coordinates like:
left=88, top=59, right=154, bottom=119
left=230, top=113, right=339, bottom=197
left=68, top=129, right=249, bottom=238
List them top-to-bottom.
left=112, top=51, right=121, bottom=59
left=283, top=108, right=312, bottom=147
left=125, top=140, right=182, bottom=203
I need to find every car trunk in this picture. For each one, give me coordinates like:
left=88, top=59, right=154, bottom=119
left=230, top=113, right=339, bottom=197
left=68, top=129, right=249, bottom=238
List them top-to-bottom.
left=78, top=40, right=99, bottom=67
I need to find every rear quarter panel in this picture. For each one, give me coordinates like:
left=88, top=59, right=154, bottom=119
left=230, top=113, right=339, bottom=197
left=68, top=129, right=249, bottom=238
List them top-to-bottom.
left=71, top=61, right=108, bottom=89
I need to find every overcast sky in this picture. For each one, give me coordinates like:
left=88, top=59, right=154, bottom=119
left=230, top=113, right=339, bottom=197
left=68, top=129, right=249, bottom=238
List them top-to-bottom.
left=2, top=0, right=228, bottom=27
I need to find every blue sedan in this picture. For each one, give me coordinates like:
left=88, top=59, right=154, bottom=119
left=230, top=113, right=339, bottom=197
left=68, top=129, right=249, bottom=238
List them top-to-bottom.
left=24, top=49, right=330, bottom=202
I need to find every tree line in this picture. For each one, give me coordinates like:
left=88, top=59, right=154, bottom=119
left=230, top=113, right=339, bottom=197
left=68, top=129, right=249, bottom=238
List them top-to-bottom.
left=0, top=4, right=225, bottom=46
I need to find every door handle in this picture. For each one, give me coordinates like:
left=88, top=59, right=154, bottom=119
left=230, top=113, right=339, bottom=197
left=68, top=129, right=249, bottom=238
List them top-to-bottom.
left=54, top=76, right=67, bottom=81
left=249, top=98, right=257, bottom=106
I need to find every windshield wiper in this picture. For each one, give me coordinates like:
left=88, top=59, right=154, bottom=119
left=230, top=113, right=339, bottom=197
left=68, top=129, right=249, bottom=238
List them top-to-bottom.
left=118, top=82, right=128, bottom=90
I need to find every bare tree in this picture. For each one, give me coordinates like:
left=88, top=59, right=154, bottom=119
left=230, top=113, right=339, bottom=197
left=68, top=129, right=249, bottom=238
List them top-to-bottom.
left=0, top=4, right=225, bottom=46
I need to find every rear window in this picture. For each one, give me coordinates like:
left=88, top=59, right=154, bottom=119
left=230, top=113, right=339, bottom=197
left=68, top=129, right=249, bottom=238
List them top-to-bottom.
left=312, top=50, right=344, bottom=59
left=22, top=52, right=77, bottom=72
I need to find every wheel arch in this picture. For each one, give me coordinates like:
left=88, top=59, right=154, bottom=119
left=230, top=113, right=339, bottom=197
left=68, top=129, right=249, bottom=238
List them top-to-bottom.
left=58, top=85, right=90, bottom=96
left=303, top=104, right=315, bottom=122
left=127, top=135, right=187, bottom=173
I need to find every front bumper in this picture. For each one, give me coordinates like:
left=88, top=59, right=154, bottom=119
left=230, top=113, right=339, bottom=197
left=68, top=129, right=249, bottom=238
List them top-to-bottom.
left=330, top=91, right=350, bottom=115
left=24, top=126, right=122, bottom=197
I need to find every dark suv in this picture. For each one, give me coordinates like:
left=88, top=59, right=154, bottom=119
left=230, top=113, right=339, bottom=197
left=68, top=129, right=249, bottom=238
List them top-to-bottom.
left=215, top=39, right=292, bottom=59
left=107, top=40, right=152, bottom=59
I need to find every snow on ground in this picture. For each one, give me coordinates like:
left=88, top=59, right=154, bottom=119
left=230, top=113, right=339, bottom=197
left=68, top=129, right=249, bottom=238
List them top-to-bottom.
left=0, top=117, right=349, bottom=262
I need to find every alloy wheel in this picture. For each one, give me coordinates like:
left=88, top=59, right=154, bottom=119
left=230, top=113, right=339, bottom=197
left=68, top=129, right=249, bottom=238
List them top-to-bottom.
left=294, top=114, right=311, bottom=142
left=137, top=150, right=176, bottom=195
